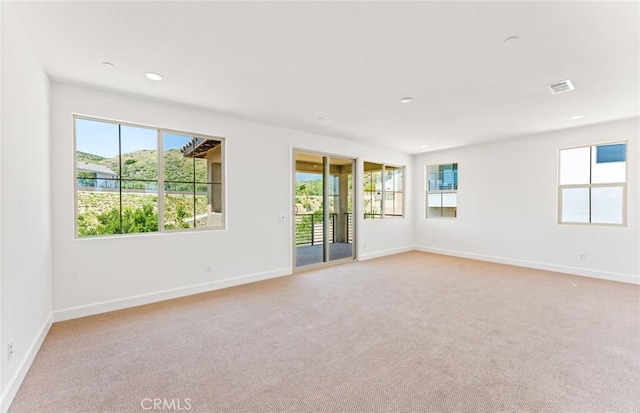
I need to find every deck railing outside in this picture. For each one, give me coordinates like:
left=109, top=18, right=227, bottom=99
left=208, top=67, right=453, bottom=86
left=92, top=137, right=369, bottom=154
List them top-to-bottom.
left=295, top=212, right=353, bottom=246
left=363, top=213, right=404, bottom=219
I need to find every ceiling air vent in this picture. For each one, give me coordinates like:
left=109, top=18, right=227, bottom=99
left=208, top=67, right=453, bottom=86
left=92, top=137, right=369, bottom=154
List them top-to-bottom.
left=548, top=79, right=574, bottom=94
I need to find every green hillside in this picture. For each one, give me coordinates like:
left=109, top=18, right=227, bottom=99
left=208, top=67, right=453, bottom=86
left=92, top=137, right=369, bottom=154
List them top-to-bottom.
left=76, top=148, right=211, bottom=237
left=77, top=149, right=208, bottom=182
left=77, top=151, right=106, bottom=164
left=296, top=179, right=322, bottom=196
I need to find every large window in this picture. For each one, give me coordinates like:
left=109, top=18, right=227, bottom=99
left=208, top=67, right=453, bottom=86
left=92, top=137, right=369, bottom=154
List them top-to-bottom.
left=75, top=116, right=224, bottom=238
left=559, top=142, right=626, bottom=225
left=363, top=162, right=404, bottom=219
left=426, top=163, right=458, bottom=218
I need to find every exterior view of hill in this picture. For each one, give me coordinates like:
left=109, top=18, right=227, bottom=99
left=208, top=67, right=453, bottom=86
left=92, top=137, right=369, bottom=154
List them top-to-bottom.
left=76, top=149, right=210, bottom=236
left=77, top=149, right=208, bottom=182
left=77, top=151, right=106, bottom=164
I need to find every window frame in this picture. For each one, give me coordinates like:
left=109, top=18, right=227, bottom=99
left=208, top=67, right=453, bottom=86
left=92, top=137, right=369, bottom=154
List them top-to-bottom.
left=73, top=114, right=226, bottom=239
left=557, top=141, right=627, bottom=227
left=362, top=162, right=405, bottom=219
left=425, top=163, right=458, bottom=219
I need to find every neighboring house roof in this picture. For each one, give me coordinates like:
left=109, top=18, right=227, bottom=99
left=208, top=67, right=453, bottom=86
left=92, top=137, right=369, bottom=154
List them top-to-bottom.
left=77, top=162, right=116, bottom=176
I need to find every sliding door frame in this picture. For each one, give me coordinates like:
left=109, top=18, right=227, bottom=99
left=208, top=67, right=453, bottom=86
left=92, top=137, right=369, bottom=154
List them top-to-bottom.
left=292, top=148, right=357, bottom=272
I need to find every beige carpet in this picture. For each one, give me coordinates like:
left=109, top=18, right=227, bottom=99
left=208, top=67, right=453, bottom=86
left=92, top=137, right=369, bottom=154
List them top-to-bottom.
left=9, top=252, right=640, bottom=413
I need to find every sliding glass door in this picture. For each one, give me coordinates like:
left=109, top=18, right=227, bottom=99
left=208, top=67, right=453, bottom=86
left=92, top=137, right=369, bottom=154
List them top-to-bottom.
left=294, top=151, right=355, bottom=269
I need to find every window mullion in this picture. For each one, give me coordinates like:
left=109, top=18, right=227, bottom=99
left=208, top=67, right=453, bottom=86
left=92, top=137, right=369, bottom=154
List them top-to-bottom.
left=118, top=124, right=123, bottom=234
left=158, top=131, right=164, bottom=232
left=589, top=146, right=594, bottom=224
left=193, top=150, right=197, bottom=228
left=381, top=164, right=386, bottom=218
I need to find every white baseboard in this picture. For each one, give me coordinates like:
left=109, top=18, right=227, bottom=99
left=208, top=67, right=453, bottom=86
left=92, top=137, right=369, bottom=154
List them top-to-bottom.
left=359, top=245, right=414, bottom=262
left=415, top=246, right=639, bottom=285
left=53, top=268, right=291, bottom=322
left=0, top=314, right=53, bottom=413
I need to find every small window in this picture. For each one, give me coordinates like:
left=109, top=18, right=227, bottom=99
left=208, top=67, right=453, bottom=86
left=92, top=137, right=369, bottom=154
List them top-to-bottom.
left=75, top=116, right=224, bottom=238
left=559, top=142, right=626, bottom=225
left=363, top=162, right=404, bottom=219
left=426, top=163, right=458, bottom=218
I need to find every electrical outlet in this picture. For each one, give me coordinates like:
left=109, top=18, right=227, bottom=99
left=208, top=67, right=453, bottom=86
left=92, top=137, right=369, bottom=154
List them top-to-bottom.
left=432, top=237, right=437, bottom=244
left=579, top=253, right=587, bottom=261
left=205, top=264, right=212, bottom=273
left=8, top=340, right=14, bottom=360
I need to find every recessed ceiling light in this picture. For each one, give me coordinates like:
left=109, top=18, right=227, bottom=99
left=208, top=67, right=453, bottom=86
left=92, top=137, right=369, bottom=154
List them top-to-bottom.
left=504, top=36, right=519, bottom=45
left=102, top=62, right=114, bottom=68
left=145, top=72, right=163, bottom=81
left=400, top=97, right=413, bottom=104
left=570, top=114, right=585, bottom=120
left=317, top=117, right=324, bottom=120
left=420, top=144, right=428, bottom=148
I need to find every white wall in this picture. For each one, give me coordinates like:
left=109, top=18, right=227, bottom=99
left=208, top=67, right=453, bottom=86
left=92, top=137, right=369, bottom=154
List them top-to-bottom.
left=0, top=2, right=3, bottom=404
left=0, top=3, right=52, bottom=410
left=51, top=83, right=414, bottom=319
left=413, top=118, right=639, bottom=283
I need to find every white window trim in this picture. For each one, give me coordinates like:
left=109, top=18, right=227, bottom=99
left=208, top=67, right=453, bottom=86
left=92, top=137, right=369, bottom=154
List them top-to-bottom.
left=73, top=114, right=226, bottom=239
left=557, top=141, right=627, bottom=227
left=363, top=162, right=405, bottom=219
left=425, top=163, right=458, bottom=219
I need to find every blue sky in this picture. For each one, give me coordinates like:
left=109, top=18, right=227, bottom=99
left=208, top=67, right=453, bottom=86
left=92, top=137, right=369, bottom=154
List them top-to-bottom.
left=76, top=118, right=190, bottom=158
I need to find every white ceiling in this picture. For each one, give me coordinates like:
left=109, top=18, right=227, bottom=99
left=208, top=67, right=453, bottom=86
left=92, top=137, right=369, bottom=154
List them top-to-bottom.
left=10, top=1, right=640, bottom=154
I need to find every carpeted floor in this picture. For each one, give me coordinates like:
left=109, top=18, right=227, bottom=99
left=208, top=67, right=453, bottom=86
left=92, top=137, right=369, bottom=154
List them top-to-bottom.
left=9, top=252, right=640, bottom=413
